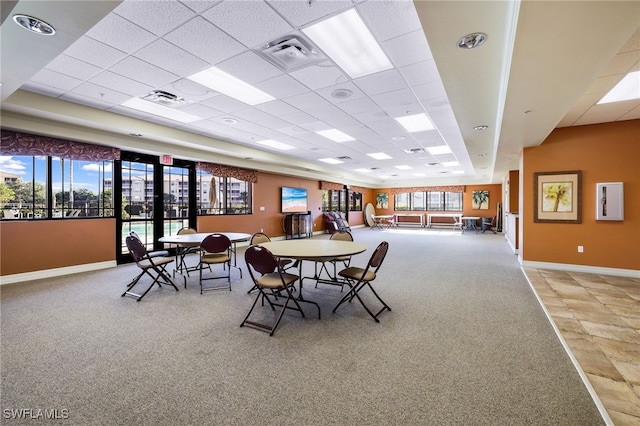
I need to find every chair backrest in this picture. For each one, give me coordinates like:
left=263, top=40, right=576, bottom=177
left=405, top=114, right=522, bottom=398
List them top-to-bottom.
left=177, top=227, right=197, bottom=235
left=330, top=231, right=353, bottom=242
left=250, top=232, right=271, bottom=245
left=200, top=233, right=231, bottom=254
left=126, top=235, right=147, bottom=263
left=367, top=241, right=389, bottom=273
left=245, top=245, right=278, bottom=276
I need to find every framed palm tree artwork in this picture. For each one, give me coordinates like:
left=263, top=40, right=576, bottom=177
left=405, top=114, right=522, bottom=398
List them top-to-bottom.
left=534, top=170, right=582, bottom=223
left=472, top=190, right=489, bottom=209
left=376, top=192, right=388, bottom=209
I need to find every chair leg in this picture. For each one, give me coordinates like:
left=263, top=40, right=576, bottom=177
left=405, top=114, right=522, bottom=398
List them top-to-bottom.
left=332, top=280, right=391, bottom=322
left=241, top=286, right=304, bottom=336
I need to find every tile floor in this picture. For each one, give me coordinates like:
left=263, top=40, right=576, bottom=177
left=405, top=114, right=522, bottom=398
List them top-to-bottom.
left=524, top=268, right=640, bottom=426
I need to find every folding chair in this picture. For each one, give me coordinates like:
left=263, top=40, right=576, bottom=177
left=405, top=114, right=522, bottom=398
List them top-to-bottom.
left=482, top=216, right=497, bottom=233
left=175, top=227, right=200, bottom=277
left=313, top=231, right=353, bottom=292
left=247, top=232, right=294, bottom=294
left=197, top=233, right=233, bottom=294
left=122, top=236, right=179, bottom=301
left=333, top=241, right=391, bottom=322
left=241, top=245, right=305, bottom=336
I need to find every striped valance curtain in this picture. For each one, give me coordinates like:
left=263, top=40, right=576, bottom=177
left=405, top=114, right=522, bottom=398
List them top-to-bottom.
left=0, top=129, right=120, bottom=161
left=196, top=162, right=258, bottom=183
left=319, top=180, right=343, bottom=190
left=349, top=185, right=367, bottom=194
left=390, top=185, right=466, bottom=194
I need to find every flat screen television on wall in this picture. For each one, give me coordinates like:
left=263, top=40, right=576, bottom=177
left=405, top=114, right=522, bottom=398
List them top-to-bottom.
left=281, top=186, right=308, bottom=213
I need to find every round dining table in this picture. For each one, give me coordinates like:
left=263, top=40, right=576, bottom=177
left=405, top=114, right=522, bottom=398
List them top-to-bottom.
left=259, top=239, right=368, bottom=318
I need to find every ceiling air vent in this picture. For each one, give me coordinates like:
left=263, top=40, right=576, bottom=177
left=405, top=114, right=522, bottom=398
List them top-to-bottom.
left=256, top=34, right=327, bottom=72
left=142, top=90, right=185, bottom=107
left=404, top=148, right=425, bottom=154
left=337, top=156, right=352, bottom=161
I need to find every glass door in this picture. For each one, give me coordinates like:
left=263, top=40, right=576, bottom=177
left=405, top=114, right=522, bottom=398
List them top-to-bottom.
left=117, top=153, right=196, bottom=263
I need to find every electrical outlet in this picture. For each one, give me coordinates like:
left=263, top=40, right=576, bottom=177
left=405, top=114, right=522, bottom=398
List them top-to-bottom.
left=260, top=228, right=263, bottom=233
left=578, top=246, right=584, bottom=253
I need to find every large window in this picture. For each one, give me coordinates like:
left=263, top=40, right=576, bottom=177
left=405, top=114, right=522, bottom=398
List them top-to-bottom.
left=1, top=155, right=113, bottom=219
left=196, top=170, right=252, bottom=215
left=321, top=188, right=362, bottom=213
left=394, top=191, right=462, bottom=211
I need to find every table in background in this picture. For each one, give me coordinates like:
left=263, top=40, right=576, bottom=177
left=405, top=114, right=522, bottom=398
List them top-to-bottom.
left=395, top=213, right=425, bottom=227
left=426, top=213, right=462, bottom=228
left=371, top=215, right=392, bottom=229
left=461, top=216, right=481, bottom=233
left=159, top=232, right=251, bottom=277
left=260, top=239, right=368, bottom=318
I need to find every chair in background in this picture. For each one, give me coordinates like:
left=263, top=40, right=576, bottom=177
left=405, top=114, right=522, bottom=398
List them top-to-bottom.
left=384, top=214, right=398, bottom=229
left=452, top=215, right=463, bottom=232
left=482, top=216, right=497, bottom=234
left=175, top=227, right=200, bottom=277
left=129, top=231, right=169, bottom=258
left=314, top=231, right=353, bottom=292
left=247, top=232, right=294, bottom=293
left=197, top=233, right=232, bottom=294
left=122, top=235, right=179, bottom=301
left=333, top=241, right=391, bottom=322
left=241, top=245, right=305, bottom=336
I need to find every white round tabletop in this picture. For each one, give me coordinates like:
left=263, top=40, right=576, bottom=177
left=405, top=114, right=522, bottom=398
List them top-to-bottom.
left=159, top=232, right=251, bottom=244
left=259, top=239, right=367, bottom=260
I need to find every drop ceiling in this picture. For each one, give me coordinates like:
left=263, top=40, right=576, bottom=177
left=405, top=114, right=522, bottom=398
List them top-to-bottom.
left=1, top=0, right=638, bottom=188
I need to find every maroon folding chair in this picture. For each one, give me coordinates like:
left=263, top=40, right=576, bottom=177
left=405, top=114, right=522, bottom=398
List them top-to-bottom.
left=122, top=236, right=178, bottom=301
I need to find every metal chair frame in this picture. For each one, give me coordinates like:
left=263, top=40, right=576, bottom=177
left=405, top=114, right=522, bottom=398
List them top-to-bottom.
left=197, top=233, right=233, bottom=294
left=122, top=236, right=179, bottom=301
left=333, top=241, right=391, bottom=322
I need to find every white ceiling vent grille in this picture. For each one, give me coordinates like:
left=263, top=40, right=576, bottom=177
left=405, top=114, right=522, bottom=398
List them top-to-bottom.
left=256, top=34, right=327, bottom=72
left=142, top=90, right=185, bottom=107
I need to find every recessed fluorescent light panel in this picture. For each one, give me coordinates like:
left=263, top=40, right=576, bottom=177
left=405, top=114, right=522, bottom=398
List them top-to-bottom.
left=302, top=8, right=393, bottom=79
left=187, top=67, right=275, bottom=105
left=598, top=71, right=640, bottom=104
left=122, top=98, right=202, bottom=123
left=395, top=113, right=435, bottom=133
left=315, top=129, right=355, bottom=142
left=256, top=139, right=295, bottom=150
left=427, top=145, right=452, bottom=155
left=367, top=152, right=392, bottom=160
left=318, top=157, right=344, bottom=164
left=441, top=161, right=459, bottom=167
left=394, top=165, right=412, bottom=170
left=355, top=168, right=373, bottom=173
left=451, top=170, right=465, bottom=175
left=412, top=173, right=426, bottom=177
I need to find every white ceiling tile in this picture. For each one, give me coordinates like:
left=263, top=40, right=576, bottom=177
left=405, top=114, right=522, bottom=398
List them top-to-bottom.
left=114, top=0, right=196, bottom=36
left=179, top=0, right=222, bottom=14
left=357, top=0, right=422, bottom=42
left=202, top=1, right=294, bottom=48
left=269, top=1, right=353, bottom=27
left=85, top=13, right=157, bottom=54
left=164, top=17, right=245, bottom=65
left=383, top=30, right=433, bottom=68
left=64, top=36, right=127, bottom=69
left=134, top=39, right=210, bottom=77
left=216, top=51, right=283, bottom=84
left=45, top=55, right=101, bottom=81
left=109, top=57, right=179, bottom=87
left=400, top=60, right=440, bottom=87
left=289, top=64, right=347, bottom=90
left=29, top=69, right=82, bottom=92
left=354, top=69, right=407, bottom=96
left=89, top=71, right=153, bottom=97
left=256, top=74, right=309, bottom=99
left=316, top=81, right=366, bottom=105
left=21, top=82, right=66, bottom=98
left=66, top=82, right=131, bottom=104
left=413, top=82, right=449, bottom=110
left=370, top=88, right=418, bottom=109
left=282, top=91, right=330, bottom=110
left=60, top=92, right=119, bottom=110
left=200, top=94, right=248, bottom=113
left=336, top=96, right=379, bottom=115
left=258, top=100, right=301, bottom=117
left=176, top=103, right=224, bottom=119
left=305, top=104, right=346, bottom=121
left=232, top=107, right=277, bottom=124
left=280, top=110, right=318, bottom=126
left=322, top=113, right=362, bottom=129
left=255, top=116, right=291, bottom=130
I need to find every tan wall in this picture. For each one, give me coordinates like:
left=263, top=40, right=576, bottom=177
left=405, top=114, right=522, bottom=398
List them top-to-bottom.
left=523, top=119, right=640, bottom=271
left=0, top=219, right=115, bottom=276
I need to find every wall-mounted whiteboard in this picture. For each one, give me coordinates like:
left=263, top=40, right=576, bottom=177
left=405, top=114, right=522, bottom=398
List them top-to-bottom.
left=596, top=182, right=624, bottom=221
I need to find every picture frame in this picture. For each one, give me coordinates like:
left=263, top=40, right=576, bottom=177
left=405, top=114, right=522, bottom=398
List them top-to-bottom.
left=534, top=170, right=582, bottom=223
left=472, top=190, right=489, bottom=210
left=376, top=192, right=388, bottom=209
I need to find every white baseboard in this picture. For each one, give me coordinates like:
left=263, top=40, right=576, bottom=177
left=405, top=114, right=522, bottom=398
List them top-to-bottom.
left=522, top=260, right=640, bottom=279
left=0, top=261, right=117, bottom=285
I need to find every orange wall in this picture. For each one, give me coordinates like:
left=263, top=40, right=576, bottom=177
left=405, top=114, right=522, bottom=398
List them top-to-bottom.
left=523, top=119, right=640, bottom=271
left=371, top=184, right=502, bottom=219
left=0, top=219, right=115, bottom=276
